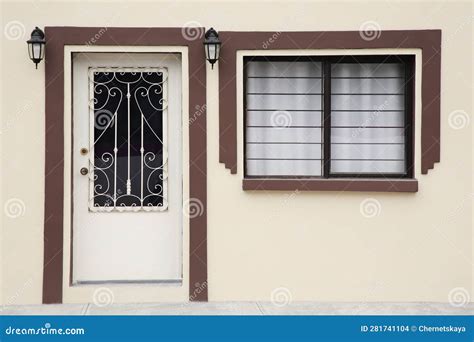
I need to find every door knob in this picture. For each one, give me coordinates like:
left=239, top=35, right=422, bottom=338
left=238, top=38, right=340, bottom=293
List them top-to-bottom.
left=80, top=167, right=89, bottom=175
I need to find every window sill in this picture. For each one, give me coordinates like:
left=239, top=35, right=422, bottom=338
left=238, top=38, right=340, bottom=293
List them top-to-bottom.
left=242, top=178, right=418, bottom=193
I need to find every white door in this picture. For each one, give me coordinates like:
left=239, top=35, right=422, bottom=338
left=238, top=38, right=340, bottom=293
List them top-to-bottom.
left=72, top=53, right=182, bottom=284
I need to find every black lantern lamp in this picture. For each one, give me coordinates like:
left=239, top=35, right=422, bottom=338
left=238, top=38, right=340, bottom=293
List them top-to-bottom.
left=27, top=27, right=45, bottom=69
left=203, top=28, right=221, bottom=69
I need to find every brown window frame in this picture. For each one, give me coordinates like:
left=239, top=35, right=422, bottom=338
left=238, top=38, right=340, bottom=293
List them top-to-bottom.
left=219, top=30, right=441, bottom=185
left=243, top=54, right=416, bottom=191
left=243, top=54, right=415, bottom=179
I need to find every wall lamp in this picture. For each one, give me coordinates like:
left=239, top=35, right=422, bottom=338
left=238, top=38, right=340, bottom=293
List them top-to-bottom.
left=27, top=27, right=45, bottom=69
left=203, top=28, right=221, bottom=69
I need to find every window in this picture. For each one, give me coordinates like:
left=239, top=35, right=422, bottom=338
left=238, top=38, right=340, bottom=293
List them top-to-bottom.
left=244, top=56, right=414, bottom=179
left=90, top=68, right=168, bottom=212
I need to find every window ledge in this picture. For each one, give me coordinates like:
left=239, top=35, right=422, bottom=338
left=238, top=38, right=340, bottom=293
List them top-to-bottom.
left=242, top=178, right=418, bottom=193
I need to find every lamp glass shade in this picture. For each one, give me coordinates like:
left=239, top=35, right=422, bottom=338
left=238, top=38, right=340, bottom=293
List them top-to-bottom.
left=27, top=27, right=45, bottom=68
left=203, top=28, right=221, bottom=68
left=28, top=43, right=43, bottom=60
left=205, top=44, right=216, bottom=61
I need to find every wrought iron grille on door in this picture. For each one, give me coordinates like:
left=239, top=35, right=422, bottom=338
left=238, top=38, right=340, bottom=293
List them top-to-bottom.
left=88, top=67, right=168, bottom=212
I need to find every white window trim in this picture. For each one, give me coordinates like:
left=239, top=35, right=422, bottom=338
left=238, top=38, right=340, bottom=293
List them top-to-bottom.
left=236, top=49, right=422, bottom=180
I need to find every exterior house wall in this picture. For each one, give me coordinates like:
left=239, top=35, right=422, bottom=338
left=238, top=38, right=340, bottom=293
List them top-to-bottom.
left=1, top=1, right=472, bottom=304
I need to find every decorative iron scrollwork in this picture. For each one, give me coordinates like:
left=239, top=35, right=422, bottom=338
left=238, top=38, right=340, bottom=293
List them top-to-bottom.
left=88, top=67, right=168, bottom=212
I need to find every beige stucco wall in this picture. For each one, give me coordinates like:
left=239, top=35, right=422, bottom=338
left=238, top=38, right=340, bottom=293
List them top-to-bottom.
left=1, top=0, right=472, bottom=305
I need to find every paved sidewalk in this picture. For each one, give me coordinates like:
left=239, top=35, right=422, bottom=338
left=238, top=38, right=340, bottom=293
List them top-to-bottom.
left=1, top=302, right=473, bottom=315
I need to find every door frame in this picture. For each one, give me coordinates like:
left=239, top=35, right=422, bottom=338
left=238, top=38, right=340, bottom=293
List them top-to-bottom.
left=43, top=27, right=207, bottom=303
left=69, top=51, right=184, bottom=289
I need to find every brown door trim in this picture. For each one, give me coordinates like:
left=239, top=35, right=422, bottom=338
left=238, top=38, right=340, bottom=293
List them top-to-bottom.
left=43, top=27, right=208, bottom=303
left=218, top=30, right=441, bottom=175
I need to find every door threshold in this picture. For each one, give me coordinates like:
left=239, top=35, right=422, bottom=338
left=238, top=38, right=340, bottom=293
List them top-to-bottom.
left=73, top=279, right=183, bottom=286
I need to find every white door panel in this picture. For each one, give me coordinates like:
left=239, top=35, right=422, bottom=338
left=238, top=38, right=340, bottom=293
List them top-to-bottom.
left=72, top=53, right=182, bottom=283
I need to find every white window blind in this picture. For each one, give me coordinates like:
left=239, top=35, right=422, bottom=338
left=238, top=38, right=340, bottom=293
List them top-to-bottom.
left=244, top=57, right=411, bottom=178
left=245, top=60, right=323, bottom=176
left=330, top=63, right=406, bottom=175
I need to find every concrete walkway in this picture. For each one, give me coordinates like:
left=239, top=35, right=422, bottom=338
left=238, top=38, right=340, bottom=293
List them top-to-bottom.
left=1, top=302, right=473, bottom=315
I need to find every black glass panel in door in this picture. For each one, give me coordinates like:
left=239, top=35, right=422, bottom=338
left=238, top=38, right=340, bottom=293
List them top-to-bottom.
left=90, top=68, right=168, bottom=212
